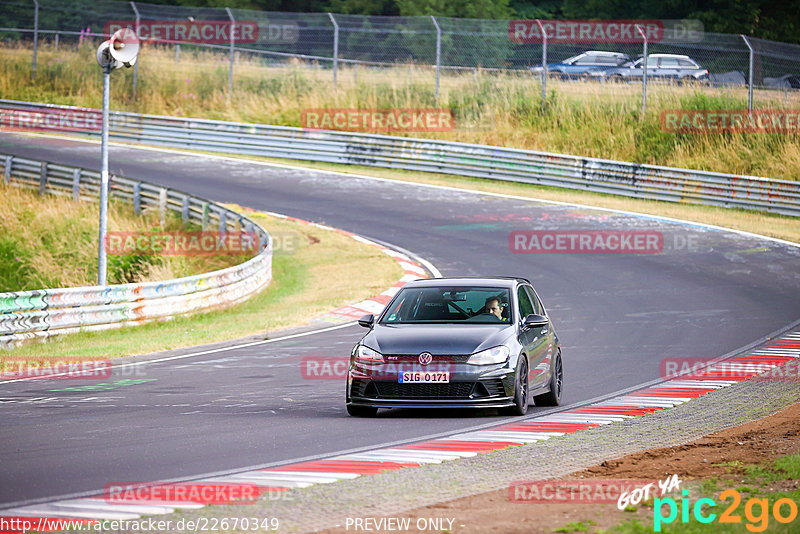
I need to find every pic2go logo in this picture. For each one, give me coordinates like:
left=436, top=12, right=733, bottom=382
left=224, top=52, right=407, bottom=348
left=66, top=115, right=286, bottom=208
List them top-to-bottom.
left=654, top=489, right=799, bottom=532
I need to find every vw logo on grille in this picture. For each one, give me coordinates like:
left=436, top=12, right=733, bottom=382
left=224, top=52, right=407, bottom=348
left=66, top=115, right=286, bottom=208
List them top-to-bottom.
left=418, top=352, right=433, bottom=366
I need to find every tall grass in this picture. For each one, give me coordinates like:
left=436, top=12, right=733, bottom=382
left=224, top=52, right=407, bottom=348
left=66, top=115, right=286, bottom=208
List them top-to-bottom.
left=1, top=41, right=799, bottom=179
left=0, top=184, right=240, bottom=291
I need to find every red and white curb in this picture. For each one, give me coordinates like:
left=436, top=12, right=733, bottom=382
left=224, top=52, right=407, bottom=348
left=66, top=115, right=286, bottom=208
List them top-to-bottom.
left=2, top=331, right=798, bottom=531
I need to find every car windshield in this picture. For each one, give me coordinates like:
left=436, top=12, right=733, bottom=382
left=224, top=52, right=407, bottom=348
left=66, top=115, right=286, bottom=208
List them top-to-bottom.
left=563, top=54, right=583, bottom=64
left=381, top=286, right=512, bottom=324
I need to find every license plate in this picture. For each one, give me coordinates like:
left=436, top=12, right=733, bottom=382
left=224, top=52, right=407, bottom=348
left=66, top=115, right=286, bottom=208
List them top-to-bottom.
left=399, top=371, right=450, bottom=383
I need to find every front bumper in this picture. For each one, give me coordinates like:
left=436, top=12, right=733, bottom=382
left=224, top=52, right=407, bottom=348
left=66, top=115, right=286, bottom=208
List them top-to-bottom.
left=346, top=360, right=516, bottom=409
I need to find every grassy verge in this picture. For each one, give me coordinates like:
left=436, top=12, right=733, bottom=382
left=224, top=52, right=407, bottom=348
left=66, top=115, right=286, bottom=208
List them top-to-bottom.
left=2, top=43, right=799, bottom=180
left=0, top=184, right=241, bottom=290
left=7, top=208, right=403, bottom=359
left=609, top=454, right=800, bottom=533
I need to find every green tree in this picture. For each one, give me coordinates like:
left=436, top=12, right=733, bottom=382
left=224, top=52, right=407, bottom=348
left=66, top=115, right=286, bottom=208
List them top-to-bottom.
left=327, top=0, right=398, bottom=15
left=396, top=0, right=513, bottom=19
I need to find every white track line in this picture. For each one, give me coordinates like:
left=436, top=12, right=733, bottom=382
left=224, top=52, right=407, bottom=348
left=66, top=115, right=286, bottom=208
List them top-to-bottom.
left=0, top=322, right=357, bottom=385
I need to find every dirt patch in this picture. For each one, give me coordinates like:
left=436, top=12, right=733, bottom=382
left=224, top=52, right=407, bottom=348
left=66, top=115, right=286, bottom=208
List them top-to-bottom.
left=579, top=401, right=800, bottom=481
left=322, top=402, right=800, bottom=533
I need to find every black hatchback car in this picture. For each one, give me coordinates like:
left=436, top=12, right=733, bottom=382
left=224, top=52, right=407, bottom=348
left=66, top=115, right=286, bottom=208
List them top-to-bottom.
left=346, top=277, right=563, bottom=416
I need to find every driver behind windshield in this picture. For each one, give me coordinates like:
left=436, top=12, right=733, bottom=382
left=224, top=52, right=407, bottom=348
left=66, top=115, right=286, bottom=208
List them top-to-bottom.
left=483, top=296, right=506, bottom=321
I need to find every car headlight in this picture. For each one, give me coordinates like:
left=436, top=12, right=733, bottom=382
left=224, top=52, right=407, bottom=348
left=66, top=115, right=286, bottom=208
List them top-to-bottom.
left=356, top=345, right=384, bottom=364
left=467, top=346, right=510, bottom=365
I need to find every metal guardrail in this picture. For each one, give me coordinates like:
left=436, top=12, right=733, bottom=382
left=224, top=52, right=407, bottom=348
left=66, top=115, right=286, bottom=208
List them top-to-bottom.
left=2, top=99, right=800, bottom=217
left=0, top=152, right=273, bottom=348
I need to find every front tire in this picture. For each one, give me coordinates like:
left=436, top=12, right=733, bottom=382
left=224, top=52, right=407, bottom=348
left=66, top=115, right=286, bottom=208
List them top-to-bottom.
left=534, top=351, right=563, bottom=406
left=504, top=356, right=529, bottom=416
left=347, top=404, right=378, bottom=417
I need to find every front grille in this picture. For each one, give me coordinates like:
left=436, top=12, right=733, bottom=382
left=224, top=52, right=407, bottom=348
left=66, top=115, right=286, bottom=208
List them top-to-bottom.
left=383, top=354, right=471, bottom=363
left=373, top=381, right=476, bottom=398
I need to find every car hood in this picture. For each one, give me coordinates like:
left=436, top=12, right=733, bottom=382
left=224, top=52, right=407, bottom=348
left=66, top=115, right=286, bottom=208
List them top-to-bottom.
left=362, top=323, right=514, bottom=355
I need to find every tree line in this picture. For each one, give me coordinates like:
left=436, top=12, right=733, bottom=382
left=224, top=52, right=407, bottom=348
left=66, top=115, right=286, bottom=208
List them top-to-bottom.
left=153, top=0, right=797, bottom=44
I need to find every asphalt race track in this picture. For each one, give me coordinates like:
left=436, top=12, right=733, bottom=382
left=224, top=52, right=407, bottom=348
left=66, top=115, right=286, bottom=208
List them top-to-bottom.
left=1, top=133, right=799, bottom=507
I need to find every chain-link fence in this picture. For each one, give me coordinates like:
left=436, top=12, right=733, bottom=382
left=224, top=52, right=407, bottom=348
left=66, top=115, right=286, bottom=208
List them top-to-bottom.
left=1, top=0, right=799, bottom=110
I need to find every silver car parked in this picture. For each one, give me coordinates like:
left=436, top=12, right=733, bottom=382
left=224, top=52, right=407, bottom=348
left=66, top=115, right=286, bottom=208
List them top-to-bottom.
left=588, top=54, right=709, bottom=83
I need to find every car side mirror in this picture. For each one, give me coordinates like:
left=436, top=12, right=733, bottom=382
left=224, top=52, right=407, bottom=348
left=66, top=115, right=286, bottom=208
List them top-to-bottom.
left=523, top=313, right=548, bottom=329
left=358, top=314, right=375, bottom=328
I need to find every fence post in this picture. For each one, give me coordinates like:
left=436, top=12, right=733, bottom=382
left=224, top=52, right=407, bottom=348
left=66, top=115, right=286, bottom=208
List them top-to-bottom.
left=32, top=0, right=39, bottom=80
left=130, top=1, right=140, bottom=98
left=225, top=7, right=235, bottom=97
left=328, top=13, right=339, bottom=91
left=431, top=16, right=441, bottom=103
left=535, top=20, right=547, bottom=111
left=636, top=24, right=647, bottom=116
left=54, top=32, right=58, bottom=51
left=741, top=35, right=754, bottom=114
left=175, top=44, right=180, bottom=62
left=353, top=63, right=357, bottom=85
left=4, top=156, right=11, bottom=184
left=38, top=162, right=47, bottom=194
left=72, top=168, right=81, bottom=200
left=133, top=182, right=141, bottom=214
left=159, top=187, right=167, bottom=227
left=181, top=195, right=190, bottom=223
left=202, top=202, right=209, bottom=230
left=219, top=210, right=227, bottom=234
left=244, top=221, right=255, bottom=252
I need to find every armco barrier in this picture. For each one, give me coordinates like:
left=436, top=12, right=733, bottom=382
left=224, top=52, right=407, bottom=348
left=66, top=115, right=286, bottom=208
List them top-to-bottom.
left=2, top=99, right=800, bottom=216
left=0, top=153, right=273, bottom=348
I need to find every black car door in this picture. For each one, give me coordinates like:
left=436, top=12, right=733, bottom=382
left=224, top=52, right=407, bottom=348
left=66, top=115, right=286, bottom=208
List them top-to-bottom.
left=516, top=285, right=550, bottom=389
left=526, top=286, right=556, bottom=387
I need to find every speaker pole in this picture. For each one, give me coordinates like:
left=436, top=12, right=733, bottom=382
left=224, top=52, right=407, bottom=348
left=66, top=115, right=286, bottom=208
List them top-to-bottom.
left=95, top=28, right=139, bottom=286
left=98, top=63, right=111, bottom=286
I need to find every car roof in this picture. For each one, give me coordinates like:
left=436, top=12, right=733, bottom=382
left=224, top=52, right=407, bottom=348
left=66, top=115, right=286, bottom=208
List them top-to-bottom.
left=582, top=51, right=628, bottom=56
left=649, top=54, right=692, bottom=59
left=402, top=277, right=530, bottom=288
